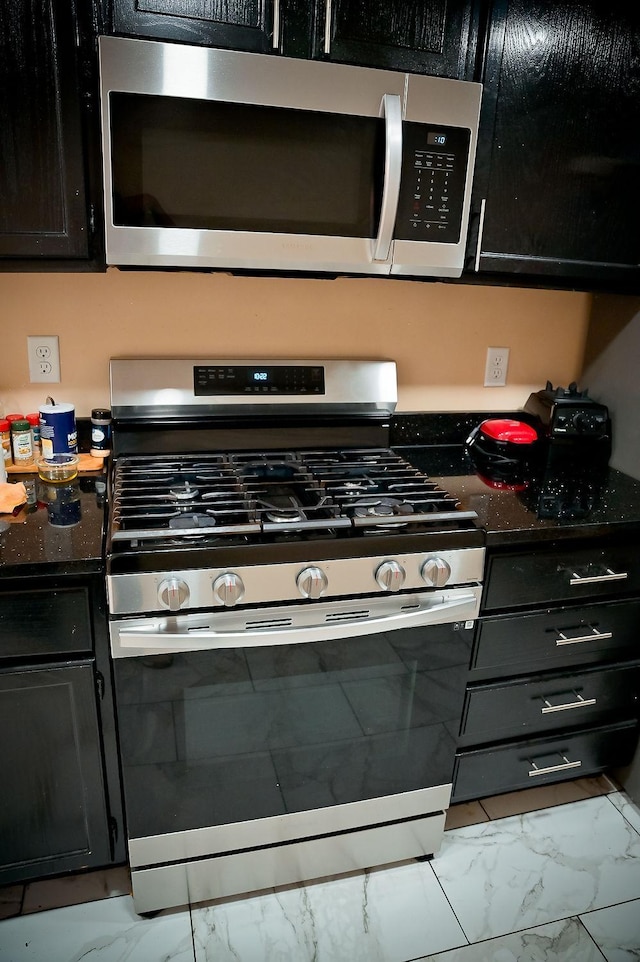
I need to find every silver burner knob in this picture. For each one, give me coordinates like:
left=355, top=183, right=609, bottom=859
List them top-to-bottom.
left=421, top=557, right=452, bottom=588
left=375, top=560, right=406, bottom=592
left=297, top=566, right=328, bottom=599
left=212, top=572, right=245, bottom=607
left=158, top=577, right=190, bottom=612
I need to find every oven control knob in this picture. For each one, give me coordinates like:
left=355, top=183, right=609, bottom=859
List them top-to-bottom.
left=421, top=557, right=452, bottom=588
left=375, top=560, right=406, bottom=592
left=297, top=566, right=328, bottom=599
left=212, top=572, right=245, bottom=607
left=158, top=578, right=190, bottom=612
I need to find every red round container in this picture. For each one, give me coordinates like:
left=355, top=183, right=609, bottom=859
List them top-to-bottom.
left=466, top=418, right=540, bottom=483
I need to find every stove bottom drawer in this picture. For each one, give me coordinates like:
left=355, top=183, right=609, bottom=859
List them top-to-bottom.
left=452, top=720, right=639, bottom=803
left=129, top=811, right=446, bottom=914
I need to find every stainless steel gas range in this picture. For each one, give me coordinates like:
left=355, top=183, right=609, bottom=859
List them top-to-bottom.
left=105, top=358, right=485, bottom=914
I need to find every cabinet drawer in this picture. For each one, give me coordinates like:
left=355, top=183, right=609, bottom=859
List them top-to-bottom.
left=484, top=542, right=640, bottom=612
left=0, top=587, right=92, bottom=659
left=472, top=598, right=640, bottom=681
left=459, top=662, right=640, bottom=745
left=452, top=720, right=639, bottom=802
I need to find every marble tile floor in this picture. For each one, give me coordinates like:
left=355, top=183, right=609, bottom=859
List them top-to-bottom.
left=1, top=776, right=640, bottom=962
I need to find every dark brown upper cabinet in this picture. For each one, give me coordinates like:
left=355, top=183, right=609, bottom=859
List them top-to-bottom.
left=0, top=0, right=93, bottom=261
left=111, top=0, right=282, bottom=53
left=312, top=0, right=481, bottom=78
left=468, top=0, right=640, bottom=291
left=110, top=1, right=481, bottom=78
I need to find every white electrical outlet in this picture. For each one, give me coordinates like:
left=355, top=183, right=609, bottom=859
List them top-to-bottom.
left=27, top=335, right=61, bottom=383
left=484, top=346, right=509, bottom=387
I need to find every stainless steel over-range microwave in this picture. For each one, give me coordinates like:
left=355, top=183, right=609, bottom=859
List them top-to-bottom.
left=98, top=36, right=482, bottom=278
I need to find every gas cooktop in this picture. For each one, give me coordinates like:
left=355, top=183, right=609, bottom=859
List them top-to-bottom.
left=109, top=447, right=478, bottom=550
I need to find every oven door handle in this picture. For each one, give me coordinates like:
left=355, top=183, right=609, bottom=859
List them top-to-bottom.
left=113, top=592, right=479, bottom=654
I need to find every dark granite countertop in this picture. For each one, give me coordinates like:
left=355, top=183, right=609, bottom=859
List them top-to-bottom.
left=3, top=410, right=640, bottom=577
left=391, top=411, right=640, bottom=547
left=395, top=444, right=640, bottom=547
left=0, top=471, right=107, bottom=579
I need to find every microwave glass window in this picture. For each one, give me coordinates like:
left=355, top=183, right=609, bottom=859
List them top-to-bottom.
left=110, top=93, right=384, bottom=237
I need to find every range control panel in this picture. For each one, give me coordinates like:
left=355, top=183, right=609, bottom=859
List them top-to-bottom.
left=395, top=122, right=471, bottom=244
left=194, top=364, right=326, bottom=396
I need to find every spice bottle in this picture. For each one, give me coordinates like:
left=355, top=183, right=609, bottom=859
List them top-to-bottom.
left=90, top=408, right=112, bottom=458
left=26, top=413, right=42, bottom=458
left=0, top=418, right=11, bottom=465
left=10, top=418, right=34, bottom=465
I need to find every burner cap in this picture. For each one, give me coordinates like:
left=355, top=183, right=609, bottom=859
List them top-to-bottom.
left=170, top=483, right=199, bottom=501
left=353, top=497, right=413, bottom=519
left=169, top=513, right=217, bottom=529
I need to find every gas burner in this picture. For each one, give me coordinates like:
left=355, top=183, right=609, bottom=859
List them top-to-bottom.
left=169, top=483, right=200, bottom=502
left=352, top=497, right=414, bottom=520
left=266, top=507, right=304, bottom=524
left=169, top=513, right=217, bottom=529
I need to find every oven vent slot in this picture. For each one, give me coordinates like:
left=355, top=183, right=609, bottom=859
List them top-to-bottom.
left=325, top=609, right=371, bottom=623
left=244, top=617, right=294, bottom=629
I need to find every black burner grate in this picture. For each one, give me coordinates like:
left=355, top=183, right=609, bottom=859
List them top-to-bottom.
left=109, top=448, right=476, bottom=547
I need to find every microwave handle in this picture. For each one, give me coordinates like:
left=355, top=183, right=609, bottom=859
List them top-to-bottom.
left=272, top=0, right=281, bottom=49
left=323, top=0, right=333, bottom=54
left=373, top=93, right=403, bottom=263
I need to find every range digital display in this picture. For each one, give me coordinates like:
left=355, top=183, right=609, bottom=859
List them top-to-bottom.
left=194, top=365, right=325, bottom=396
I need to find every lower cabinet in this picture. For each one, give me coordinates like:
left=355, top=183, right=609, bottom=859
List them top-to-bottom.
left=452, top=538, right=640, bottom=802
left=0, top=578, right=124, bottom=886
left=0, top=664, right=111, bottom=880
left=454, top=721, right=639, bottom=802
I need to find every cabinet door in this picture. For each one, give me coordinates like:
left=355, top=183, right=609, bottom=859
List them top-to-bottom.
left=0, top=0, right=89, bottom=259
left=112, top=0, right=278, bottom=52
left=315, top=0, right=480, bottom=79
left=470, top=0, right=640, bottom=289
left=0, top=586, right=92, bottom=660
left=0, top=663, right=111, bottom=885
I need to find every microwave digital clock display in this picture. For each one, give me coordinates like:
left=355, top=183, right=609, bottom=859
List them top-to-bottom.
left=194, top=365, right=325, bottom=395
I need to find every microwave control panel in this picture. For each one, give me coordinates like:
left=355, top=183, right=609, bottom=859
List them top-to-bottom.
left=395, top=123, right=471, bottom=244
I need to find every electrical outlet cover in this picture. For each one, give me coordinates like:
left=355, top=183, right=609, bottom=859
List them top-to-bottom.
left=27, top=335, right=61, bottom=383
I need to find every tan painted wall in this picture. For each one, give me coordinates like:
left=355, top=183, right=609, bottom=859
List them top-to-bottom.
left=0, top=269, right=590, bottom=417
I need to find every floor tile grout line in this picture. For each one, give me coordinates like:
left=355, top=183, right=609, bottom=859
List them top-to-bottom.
left=603, top=790, right=640, bottom=839
left=423, top=856, right=473, bottom=949
left=578, top=894, right=640, bottom=919
left=424, top=904, right=635, bottom=955
left=578, top=917, right=609, bottom=962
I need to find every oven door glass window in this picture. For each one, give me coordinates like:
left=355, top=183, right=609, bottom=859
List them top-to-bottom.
left=110, top=93, right=384, bottom=238
left=113, top=623, right=472, bottom=840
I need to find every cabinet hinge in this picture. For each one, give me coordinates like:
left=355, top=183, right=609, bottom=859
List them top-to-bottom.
left=89, top=204, right=96, bottom=235
left=96, top=670, right=105, bottom=700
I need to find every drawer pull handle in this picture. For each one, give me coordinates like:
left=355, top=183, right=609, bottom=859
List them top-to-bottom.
left=569, top=568, right=628, bottom=586
left=555, top=626, right=613, bottom=646
left=540, top=691, right=597, bottom=714
left=528, top=755, right=582, bottom=777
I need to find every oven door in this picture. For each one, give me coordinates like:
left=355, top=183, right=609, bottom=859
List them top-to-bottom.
left=110, top=588, right=479, bottom=909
